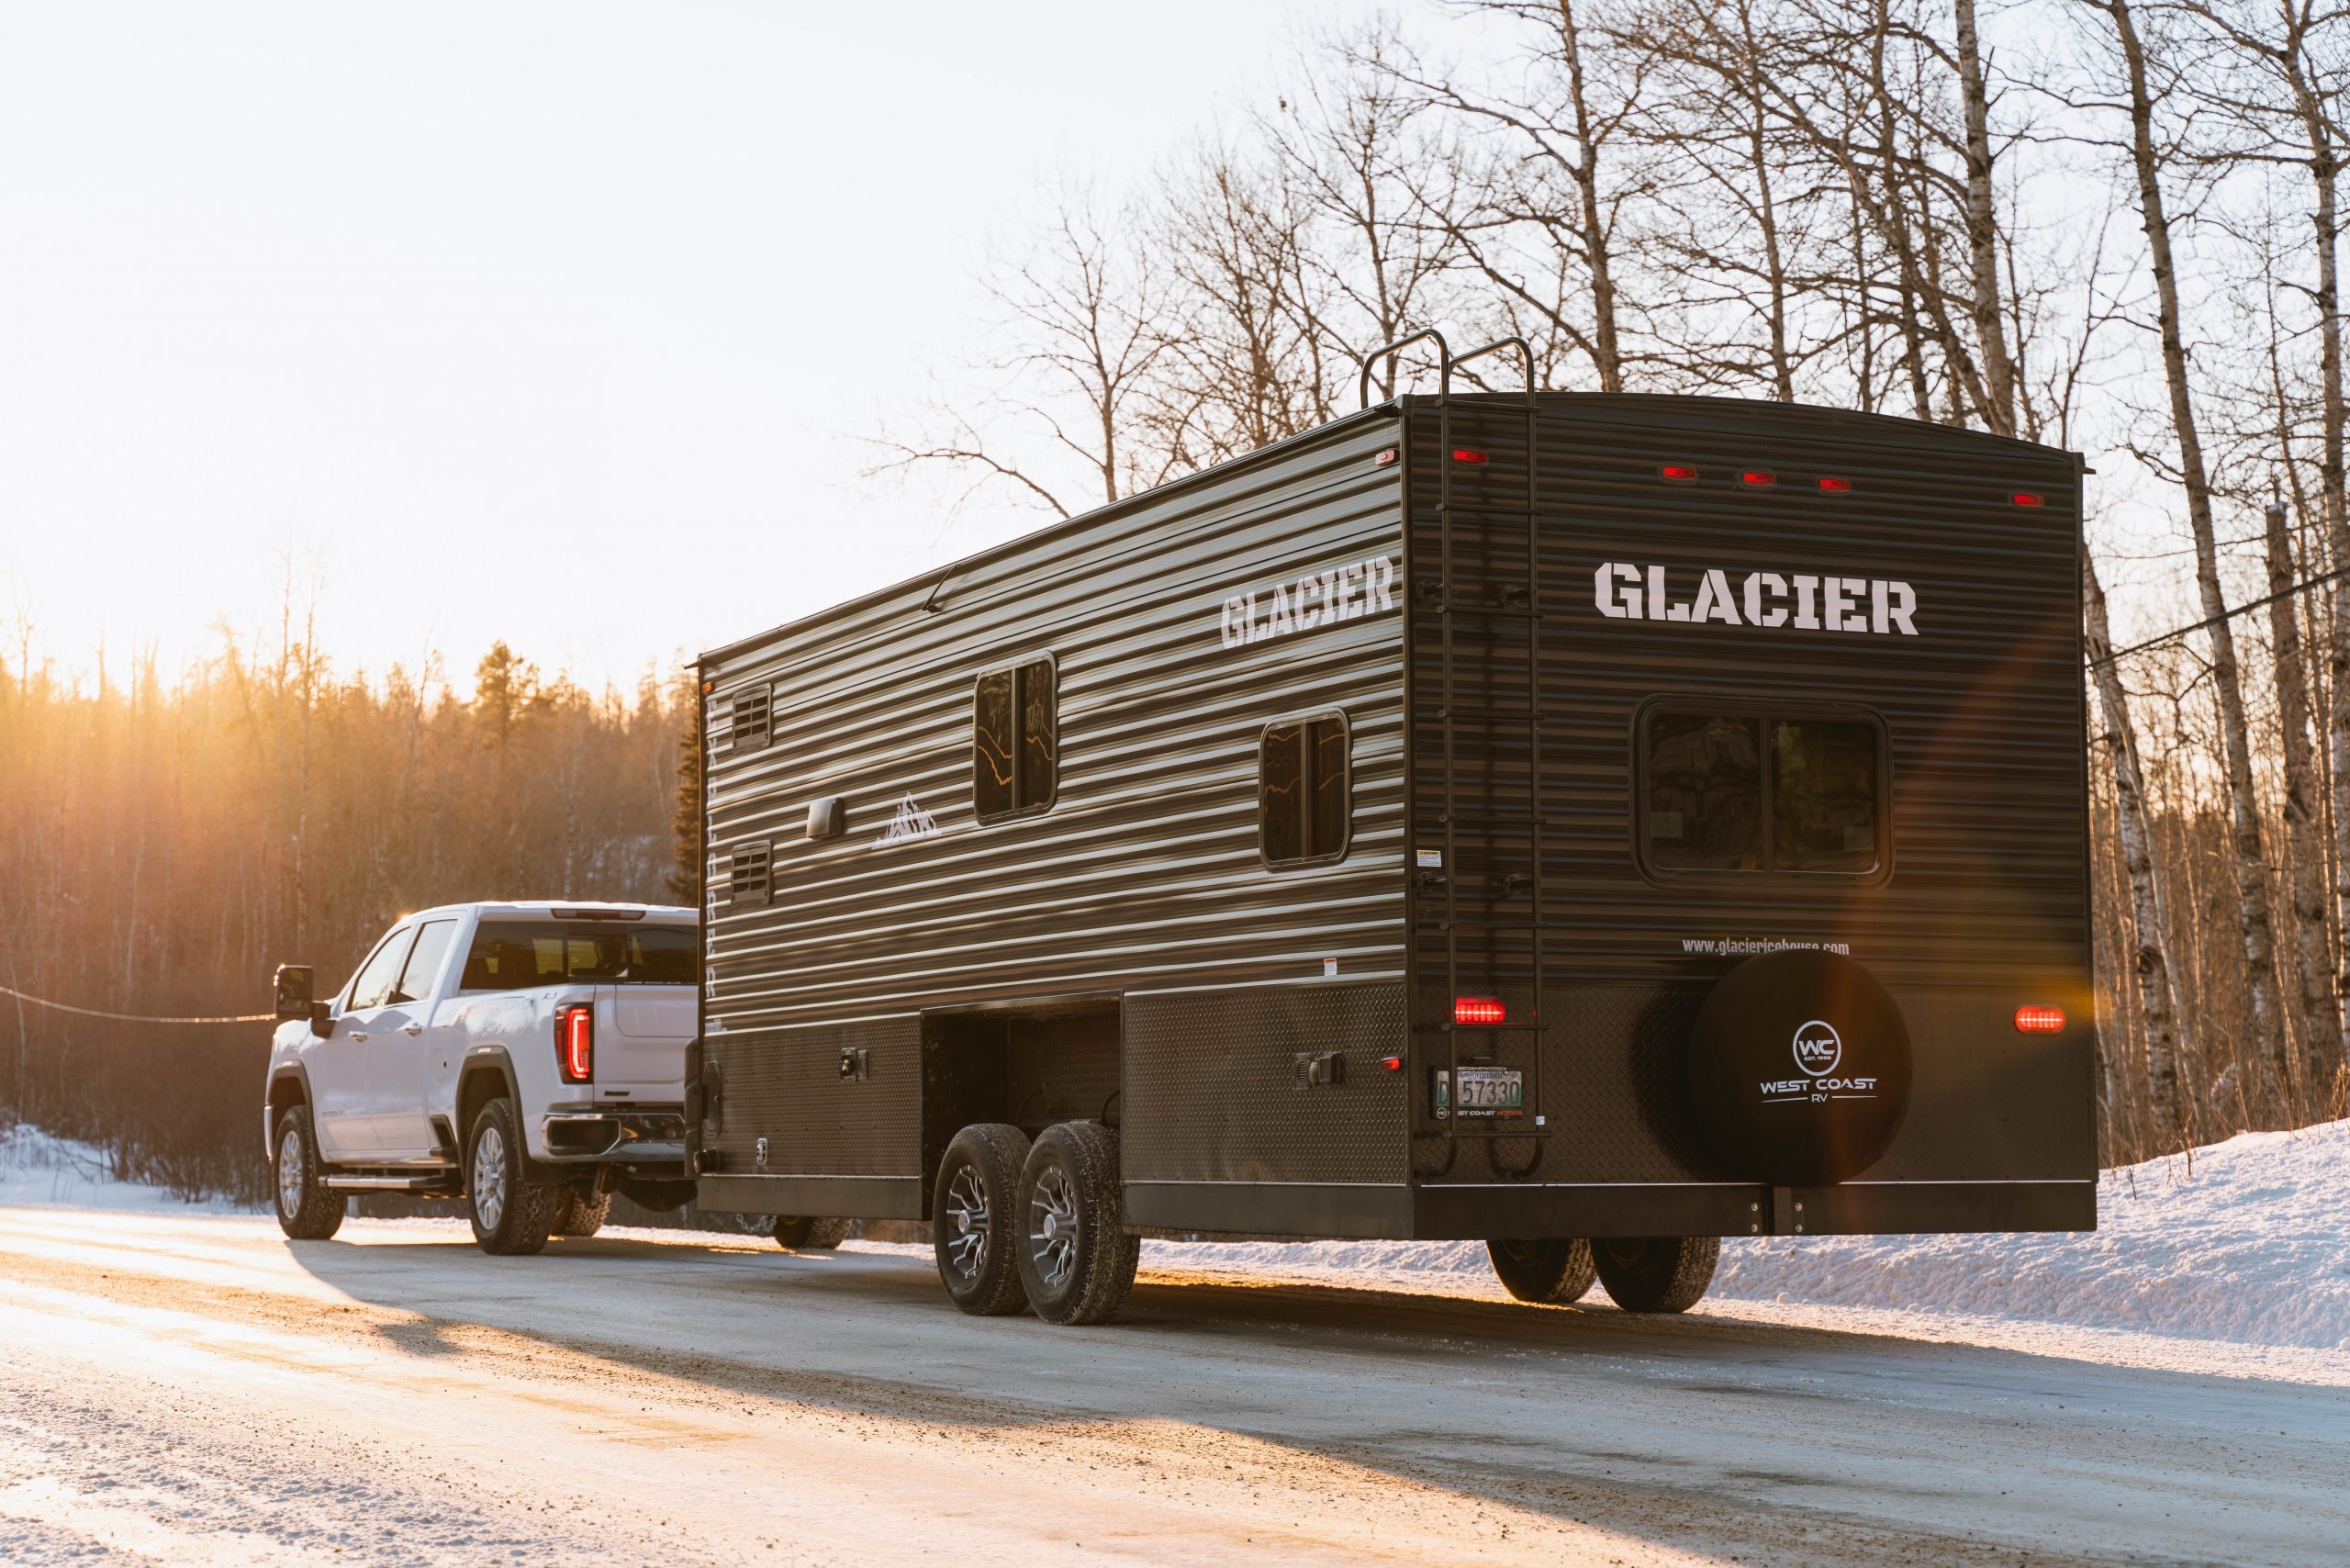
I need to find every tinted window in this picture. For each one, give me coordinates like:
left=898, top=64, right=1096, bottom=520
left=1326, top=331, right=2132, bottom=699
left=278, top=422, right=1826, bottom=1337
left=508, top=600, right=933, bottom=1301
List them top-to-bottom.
left=974, top=657, right=1055, bottom=822
left=1640, top=705, right=1885, bottom=876
left=1645, top=714, right=1762, bottom=870
left=1261, top=715, right=1349, bottom=867
left=1774, top=721, right=1881, bottom=871
left=390, top=918, right=459, bottom=1004
left=458, top=923, right=698, bottom=990
left=346, top=928, right=415, bottom=1011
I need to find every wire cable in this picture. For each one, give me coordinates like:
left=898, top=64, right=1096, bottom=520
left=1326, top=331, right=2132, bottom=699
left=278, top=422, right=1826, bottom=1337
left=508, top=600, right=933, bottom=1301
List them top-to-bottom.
left=0, top=983, right=275, bottom=1025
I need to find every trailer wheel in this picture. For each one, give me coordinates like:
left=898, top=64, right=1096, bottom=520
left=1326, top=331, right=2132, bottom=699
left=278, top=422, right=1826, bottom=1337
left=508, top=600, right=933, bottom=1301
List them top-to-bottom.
left=465, top=1098, right=555, bottom=1256
left=272, top=1105, right=345, bottom=1241
left=1016, top=1122, right=1139, bottom=1327
left=933, top=1124, right=1031, bottom=1316
left=550, top=1186, right=610, bottom=1238
left=772, top=1216, right=849, bottom=1249
left=1592, top=1236, right=1719, bottom=1314
left=1486, top=1238, right=1596, bottom=1305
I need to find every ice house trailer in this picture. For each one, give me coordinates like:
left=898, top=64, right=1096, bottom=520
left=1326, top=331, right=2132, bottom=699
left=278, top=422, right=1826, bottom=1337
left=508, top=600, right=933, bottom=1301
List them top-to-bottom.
left=686, top=333, right=2095, bottom=1324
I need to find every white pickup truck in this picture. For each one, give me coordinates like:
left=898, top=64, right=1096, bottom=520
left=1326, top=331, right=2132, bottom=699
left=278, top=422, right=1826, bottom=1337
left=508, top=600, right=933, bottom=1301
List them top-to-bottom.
left=263, top=902, right=704, bottom=1254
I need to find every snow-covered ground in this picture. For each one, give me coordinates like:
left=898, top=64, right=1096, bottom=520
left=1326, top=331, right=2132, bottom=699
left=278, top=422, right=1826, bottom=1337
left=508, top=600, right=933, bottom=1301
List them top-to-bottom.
left=7, top=1114, right=2347, bottom=1356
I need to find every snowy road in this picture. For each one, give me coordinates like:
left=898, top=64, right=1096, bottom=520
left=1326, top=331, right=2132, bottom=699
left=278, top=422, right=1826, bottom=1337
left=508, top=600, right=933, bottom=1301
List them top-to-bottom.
left=0, top=1208, right=2342, bottom=1566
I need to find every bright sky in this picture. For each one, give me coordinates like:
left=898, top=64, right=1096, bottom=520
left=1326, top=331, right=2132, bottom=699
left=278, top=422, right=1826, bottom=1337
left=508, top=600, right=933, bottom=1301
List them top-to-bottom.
left=0, top=0, right=1355, bottom=690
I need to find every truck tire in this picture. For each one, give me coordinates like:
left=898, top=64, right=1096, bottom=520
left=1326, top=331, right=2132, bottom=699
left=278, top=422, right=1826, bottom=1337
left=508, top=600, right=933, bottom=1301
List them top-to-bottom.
left=465, top=1098, right=555, bottom=1256
left=272, top=1105, right=345, bottom=1241
left=1014, top=1122, right=1138, bottom=1327
left=933, top=1123, right=1031, bottom=1316
left=550, top=1186, right=610, bottom=1238
left=772, top=1216, right=849, bottom=1249
left=1592, top=1236, right=1719, bottom=1314
left=1486, top=1238, right=1596, bottom=1305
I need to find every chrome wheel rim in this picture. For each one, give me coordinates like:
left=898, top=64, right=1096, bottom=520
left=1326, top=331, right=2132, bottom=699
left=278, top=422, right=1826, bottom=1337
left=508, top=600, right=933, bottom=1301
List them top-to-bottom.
left=276, top=1126, right=304, bottom=1218
left=473, top=1126, right=508, bottom=1230
left=1027, top=1163, right=1079, bottom=1293
left=944, top=1165, right=990, bottom=1280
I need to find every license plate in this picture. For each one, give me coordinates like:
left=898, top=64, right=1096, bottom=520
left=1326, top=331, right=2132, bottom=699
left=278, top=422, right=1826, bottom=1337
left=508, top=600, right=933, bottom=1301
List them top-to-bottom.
left=1435, top=1067, right=1525, bottom=1120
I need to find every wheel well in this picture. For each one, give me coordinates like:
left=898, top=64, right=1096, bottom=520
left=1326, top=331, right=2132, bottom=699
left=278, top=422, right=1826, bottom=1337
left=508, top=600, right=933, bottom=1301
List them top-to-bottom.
left=920, top=1002, right=1119, bottom=1203
left=455, top=1060, right=510, bottom=1148
left=268, top=1073, right=306, bottom=1127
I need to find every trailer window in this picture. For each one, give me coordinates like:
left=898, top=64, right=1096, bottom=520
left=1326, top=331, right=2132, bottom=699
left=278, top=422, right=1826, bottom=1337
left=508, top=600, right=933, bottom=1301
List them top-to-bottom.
left=975, top=656, right=1056, bottom=822
left=1639, top=704, right=1885, bottom=877
left=1260, top=714, right=1349, bottom=867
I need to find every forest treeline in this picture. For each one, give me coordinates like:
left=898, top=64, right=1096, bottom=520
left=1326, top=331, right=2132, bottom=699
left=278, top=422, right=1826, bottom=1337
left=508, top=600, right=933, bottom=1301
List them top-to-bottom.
left=875, top=0, right=2350, bottom=1162
left=0, top=619, right=690, bottom=1200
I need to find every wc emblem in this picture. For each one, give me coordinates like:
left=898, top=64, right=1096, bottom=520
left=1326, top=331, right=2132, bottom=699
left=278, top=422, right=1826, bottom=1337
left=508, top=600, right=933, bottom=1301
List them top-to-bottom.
left=1792, top=1020, right=1842, bottom=1077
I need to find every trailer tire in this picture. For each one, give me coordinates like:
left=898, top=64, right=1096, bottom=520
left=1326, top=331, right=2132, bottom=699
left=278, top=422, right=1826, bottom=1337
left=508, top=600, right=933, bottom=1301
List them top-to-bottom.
left=466, top=1098, right=555, bottom=1256
left=272, top=1105, right=345, bottom=1241
left=1016, top=1122, right=1139, bottom=1327
left=933, top=1124, right=1032, bottom=1316
left=550, top=1186, right=610, bottom=1238
left=773, top=1216, right=849, bottom=1249
left=1592, top=1236, right=1719, bottom=1314
left=1486, top=1238, right=1596, bottom=1305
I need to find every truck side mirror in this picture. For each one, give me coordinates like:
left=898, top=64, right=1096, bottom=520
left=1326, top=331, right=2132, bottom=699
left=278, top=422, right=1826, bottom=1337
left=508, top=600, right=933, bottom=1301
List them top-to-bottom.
left=274, top=964, right=313, bottom=1021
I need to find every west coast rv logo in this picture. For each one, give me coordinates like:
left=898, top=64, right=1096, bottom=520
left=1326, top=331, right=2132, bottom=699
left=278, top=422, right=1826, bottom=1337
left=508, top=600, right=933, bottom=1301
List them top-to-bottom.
left=1219, top=555, right=1398, bottom=649
left=1595, top=563, right=1918, bottom=635
left=1761, top=1017, right=1876, bottom=1104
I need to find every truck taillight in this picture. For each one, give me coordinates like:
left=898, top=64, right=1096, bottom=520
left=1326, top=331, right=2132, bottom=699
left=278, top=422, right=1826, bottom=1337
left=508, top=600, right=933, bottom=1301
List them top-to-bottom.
left=1454, top=997, right=1506, bottom=1025
left=557, top=1004, right=594, bottom=1081
left=2013, top=1005, right=2065, bottom=1034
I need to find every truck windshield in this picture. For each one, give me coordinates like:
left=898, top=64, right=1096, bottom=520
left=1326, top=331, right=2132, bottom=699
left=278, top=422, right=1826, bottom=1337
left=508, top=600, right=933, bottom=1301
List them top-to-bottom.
left=458, top=923, right=696, bottom=990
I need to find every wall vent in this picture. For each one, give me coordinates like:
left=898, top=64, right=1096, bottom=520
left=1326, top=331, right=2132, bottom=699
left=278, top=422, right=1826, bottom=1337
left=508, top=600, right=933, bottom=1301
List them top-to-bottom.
left=726, top=684, right=772, bottom=755
left=726, top=840, right=772, bottom=907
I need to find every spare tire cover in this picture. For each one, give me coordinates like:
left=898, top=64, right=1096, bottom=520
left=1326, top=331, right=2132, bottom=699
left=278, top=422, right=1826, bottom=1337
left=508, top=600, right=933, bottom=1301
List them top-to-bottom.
left=1686, top=949, right=1912, bottom=1186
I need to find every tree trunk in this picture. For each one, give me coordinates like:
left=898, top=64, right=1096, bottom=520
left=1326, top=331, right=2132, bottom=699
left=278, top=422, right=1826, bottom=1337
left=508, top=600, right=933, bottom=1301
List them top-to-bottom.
left=1556, top=0, right=1623, bottom=390
left=1953, top=0, right=2016, bottom=434
left=2101, top=0, right=2288, bottom=1115
left=2266, top=502, right=2345, bottom=1099
left=2083, top=547, right=2189, bottom=1146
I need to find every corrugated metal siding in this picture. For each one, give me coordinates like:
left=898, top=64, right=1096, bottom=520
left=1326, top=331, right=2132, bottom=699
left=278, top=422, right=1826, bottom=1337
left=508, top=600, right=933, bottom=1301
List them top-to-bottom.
left=1401, top=393, right=2094, bottom=1186
left=700, top=416, right=1412, bottom=1185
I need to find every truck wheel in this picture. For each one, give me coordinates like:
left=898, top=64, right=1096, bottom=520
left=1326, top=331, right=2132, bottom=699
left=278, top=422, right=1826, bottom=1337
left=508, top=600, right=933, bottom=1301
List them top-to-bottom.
left=466, top=1098, right=554, bottom=1256
left=272, top=1105, right=345, bottom=1241
left=1015, top=1122, right=1138, bottom=1327
left=932, top=1124, right=1030, bottom=1316
left=550, top=1186, right=610, bottom=1238
left=772, top=1216, right=849, bottom=1249
left=1592, top=1236, right=1719, bottom=1314
left=1486, top=1238, right=1596, bottom=1305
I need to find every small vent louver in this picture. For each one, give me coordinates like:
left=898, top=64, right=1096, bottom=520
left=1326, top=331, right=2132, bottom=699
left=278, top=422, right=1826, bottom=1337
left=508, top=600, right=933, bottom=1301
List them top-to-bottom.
left=726, top=684, right=771, bottom=755
left=726, top=840, right=772, bottom=907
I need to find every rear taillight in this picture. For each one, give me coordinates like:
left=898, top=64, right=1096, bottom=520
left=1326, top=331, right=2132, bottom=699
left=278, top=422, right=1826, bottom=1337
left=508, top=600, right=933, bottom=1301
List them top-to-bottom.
left=1661, top=464, right=1697, bottom=482
left=1741, top=470, right=1775, bottom=487
left=1818, top=476, right=1852, bottom=493
left=1454, top=997, right=1507, bottom=1025
left=557, top=1003, right=594, bottom=1081
left=2013, top=1005, right=2065, bottom=1035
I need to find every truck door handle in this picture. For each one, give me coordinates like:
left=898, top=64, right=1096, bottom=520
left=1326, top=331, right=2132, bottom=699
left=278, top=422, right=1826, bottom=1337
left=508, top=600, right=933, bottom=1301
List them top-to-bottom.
left=401, top=1025, right=422, bottom=1036
left=349, top=1030, right=368, bottom=1041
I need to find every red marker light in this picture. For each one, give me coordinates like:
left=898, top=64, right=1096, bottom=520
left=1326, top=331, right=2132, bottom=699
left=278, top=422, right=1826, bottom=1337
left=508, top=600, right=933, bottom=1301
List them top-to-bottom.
left=1373, top=447, right=1398, bottom=466
left=1451, top=448, right=1489, bottom=465
left=1661, top=464, right=1697, bottom=482
left=1741, top=470, right=1776, bottom=487
left=1818, top=476, right=1852, bottom=493
left=2013, top=492, right=2044, bottom=508
left=1454, top=997, right=1506, bottom=1025
left=557, top=1003, right=594, bottom=1081
left=2013, top=1005, right=2066, bottom=1035
left=1381, top=1055, right=1404, bottom=1072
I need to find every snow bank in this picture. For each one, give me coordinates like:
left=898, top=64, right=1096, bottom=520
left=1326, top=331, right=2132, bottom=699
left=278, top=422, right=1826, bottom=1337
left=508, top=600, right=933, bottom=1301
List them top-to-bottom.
left=1140, top=1120, right=2350, bottom=1352
left=0, top=1123, right=251, bottom=1215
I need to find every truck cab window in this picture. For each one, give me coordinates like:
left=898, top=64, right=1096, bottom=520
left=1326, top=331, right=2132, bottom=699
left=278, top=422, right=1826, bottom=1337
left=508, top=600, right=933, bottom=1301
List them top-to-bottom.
left=975, top=656, right=1056, bottom=822
left=1640, top=703, right=1886, bottom=876
left=1260, top=714, right=1349, bottom=868
left=389, top=918, right=460, bottom=1004
left=345, top=927, right=415, bottom=1011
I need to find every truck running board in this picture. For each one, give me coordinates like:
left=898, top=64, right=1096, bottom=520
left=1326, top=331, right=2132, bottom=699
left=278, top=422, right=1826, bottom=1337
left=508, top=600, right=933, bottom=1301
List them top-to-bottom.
left=322, top=1174, right=453, bottom=1193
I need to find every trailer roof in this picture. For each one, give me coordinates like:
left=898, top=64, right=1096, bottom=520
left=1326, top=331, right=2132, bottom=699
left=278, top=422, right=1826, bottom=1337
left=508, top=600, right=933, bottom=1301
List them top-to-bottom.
left=699, top=391, right=2082, bottom=667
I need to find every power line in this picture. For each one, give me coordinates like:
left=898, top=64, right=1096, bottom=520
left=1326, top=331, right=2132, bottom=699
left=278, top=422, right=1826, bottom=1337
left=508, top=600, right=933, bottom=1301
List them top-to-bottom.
left=2087, top=560, right=2350, bottom=668
left=0, top=983, right=274, bottom=1025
